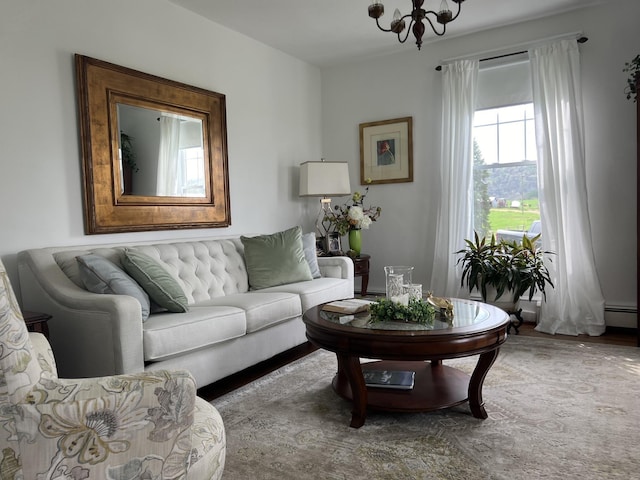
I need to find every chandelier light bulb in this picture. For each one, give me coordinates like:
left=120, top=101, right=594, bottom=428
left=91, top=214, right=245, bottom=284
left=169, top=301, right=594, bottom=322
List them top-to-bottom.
left=368, top=0, right=385, bottom=19
left=437, top=0, right=453, bottom=23
left=390, top=8, right=406, bottom=34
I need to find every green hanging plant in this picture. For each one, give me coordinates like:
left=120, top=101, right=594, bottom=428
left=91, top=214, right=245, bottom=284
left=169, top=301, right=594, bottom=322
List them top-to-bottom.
left=623, top=55, right=640, bottom=102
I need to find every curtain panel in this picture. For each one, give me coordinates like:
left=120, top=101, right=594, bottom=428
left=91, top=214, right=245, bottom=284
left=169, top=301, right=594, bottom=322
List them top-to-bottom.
left=529, top=39, right=605, bottom=336
left=430, top=59, right=479, bottom=297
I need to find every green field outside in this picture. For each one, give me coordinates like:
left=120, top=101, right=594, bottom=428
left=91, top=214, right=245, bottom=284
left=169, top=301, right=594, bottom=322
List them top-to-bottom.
left=488, top=198, right=540, bottom=234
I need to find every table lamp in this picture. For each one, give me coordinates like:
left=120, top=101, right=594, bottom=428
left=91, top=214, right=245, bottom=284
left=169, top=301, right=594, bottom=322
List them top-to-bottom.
left=299, top=160, right=351, bottom=238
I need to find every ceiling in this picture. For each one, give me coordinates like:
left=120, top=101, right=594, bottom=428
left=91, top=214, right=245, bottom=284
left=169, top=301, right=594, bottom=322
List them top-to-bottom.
left=169, top=0, right=605, bottom=67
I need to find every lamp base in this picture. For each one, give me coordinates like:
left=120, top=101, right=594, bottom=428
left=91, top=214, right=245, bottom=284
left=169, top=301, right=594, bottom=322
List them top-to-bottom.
left=315, top=197, right=334, bottom=238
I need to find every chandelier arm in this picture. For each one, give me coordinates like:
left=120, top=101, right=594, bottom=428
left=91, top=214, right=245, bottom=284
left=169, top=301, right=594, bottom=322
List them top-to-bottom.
left=449, top=2, right=463, bottom=22
left=421, top=15, right=445, bottom=36
left=374, top=17, right=395, bottom=33
left=397, top=18, right=416, bottom=44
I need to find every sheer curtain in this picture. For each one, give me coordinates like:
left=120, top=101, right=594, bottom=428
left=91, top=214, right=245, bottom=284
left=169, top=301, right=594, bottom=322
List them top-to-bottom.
left=529, top=39, right=605, bottom=336
left=430, top=59, right=479, bottom=296
left=156, top=114, right=182, bottom=196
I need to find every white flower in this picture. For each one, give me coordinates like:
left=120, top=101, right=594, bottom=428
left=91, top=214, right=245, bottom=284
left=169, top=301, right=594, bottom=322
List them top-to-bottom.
left=347, top=206, right=364, bottom=226
left=360, top=216, right=372, bottom=229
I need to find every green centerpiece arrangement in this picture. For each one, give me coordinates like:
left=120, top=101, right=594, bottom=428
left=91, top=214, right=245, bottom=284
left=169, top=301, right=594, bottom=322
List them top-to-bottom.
left=369, top=298, right=437, bottom=325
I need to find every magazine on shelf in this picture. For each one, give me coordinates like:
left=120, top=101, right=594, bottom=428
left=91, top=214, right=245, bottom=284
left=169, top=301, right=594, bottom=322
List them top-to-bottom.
left=322, top=298, right=374, bottom=314
left=363, top=370, right=415, bottom=390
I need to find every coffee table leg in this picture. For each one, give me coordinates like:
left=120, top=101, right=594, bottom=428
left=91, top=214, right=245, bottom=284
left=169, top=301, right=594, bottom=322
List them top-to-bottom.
left=468, top=348, right=500, bottom=419
left=337, top=353, right=367, bottom=428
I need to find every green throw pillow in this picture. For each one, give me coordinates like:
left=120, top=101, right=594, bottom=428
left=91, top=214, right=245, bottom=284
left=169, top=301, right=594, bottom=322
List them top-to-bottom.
left=241, top=226, right=313, bottom=290
left=122, top=250, right=189, bottom=313
left=77, top=254, right=151, bottom=321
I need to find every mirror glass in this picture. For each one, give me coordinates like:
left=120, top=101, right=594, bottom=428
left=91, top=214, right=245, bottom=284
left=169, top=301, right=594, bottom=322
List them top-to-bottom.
left=117, top=104, right=206, bottom=197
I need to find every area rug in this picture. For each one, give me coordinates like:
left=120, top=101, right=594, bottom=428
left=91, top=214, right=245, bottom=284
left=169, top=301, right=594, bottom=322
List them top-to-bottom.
left=214, top=336, right=640, bottom=479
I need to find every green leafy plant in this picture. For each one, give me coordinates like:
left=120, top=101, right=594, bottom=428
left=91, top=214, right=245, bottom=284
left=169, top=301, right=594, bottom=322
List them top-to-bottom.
left=623, top=54, right=640, bottom=102
left=120, top=131, right=139, bottom=172
left=455, top=231, right=554, bottom=303
left=369, top=298, right=437, bottom=325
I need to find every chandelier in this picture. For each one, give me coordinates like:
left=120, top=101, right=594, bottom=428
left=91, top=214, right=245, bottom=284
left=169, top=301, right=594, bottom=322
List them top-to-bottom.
left=368, top=0, right=465, bottom=50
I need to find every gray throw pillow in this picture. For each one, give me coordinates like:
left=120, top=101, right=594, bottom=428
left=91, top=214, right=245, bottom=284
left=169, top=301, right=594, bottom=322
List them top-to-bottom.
left=241, top=226, right=313, bottom=290
left=302, top=232, right=322, bottom=279
left=122, top=250, right=189, bottom=313
left=77, top=254, right=151, bottom=321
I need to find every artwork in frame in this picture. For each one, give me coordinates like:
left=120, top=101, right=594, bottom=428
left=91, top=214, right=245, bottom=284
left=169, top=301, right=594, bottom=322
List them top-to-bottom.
left=359, top=116, right=413, bottom=185
left=325, top=232, right=342, bottom=255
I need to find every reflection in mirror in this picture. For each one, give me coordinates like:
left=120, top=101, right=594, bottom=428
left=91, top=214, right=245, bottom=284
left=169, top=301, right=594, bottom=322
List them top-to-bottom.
left=117, top=104, right=206, bottom=197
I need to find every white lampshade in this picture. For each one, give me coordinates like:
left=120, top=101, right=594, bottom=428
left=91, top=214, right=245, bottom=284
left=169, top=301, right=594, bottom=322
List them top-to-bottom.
left=299, top=161, right=351, bottom=197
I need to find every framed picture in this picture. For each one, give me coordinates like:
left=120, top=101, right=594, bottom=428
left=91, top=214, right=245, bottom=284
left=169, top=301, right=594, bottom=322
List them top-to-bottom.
left=359, top=116, right=413, bottom=185
left=325, top=232, right=342, bottom=255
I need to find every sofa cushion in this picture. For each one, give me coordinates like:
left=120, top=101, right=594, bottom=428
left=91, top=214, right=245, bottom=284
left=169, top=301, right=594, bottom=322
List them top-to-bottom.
left=241, top=226, right=313, bottom=290
left=302, top=232, right=322, bottom=279
left=123, top=250, right=189, bottom=313
left=76, top=254, right=151, bottom=321
left=261, top=277, right=353, bottom=313
left=195, top=292, right=302, bottom=333
left=143, top=306, right=246, bottom=361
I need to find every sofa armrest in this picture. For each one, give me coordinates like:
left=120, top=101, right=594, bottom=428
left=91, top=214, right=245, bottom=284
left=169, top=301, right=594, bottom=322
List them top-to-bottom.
left=17, top=250, right=145, bottom=378
left=318, top=255, right=354, bottom=280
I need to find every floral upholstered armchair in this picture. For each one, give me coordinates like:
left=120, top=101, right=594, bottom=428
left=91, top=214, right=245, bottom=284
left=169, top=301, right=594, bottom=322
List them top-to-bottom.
left=0, top=260, right=225, bottom=479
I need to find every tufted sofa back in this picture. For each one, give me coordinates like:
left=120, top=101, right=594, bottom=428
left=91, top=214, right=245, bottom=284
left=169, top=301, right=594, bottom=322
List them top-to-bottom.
left=53, top=238, right=249, bottom=304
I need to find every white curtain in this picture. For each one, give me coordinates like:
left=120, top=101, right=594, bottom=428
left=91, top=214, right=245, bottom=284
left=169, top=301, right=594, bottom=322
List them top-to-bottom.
left=529, top=39, right=605, bottom=336
left=430, top=59, right=479, bottom=297
left=156, top=115, right=182, bottom=196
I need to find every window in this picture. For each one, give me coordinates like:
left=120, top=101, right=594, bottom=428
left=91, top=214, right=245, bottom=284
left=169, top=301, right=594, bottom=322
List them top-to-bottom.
left=472, top=60, right=540, bottom=241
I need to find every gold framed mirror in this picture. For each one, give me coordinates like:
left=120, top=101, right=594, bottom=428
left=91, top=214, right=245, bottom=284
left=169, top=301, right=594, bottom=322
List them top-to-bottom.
left=75, top=54, right=231, bottom=234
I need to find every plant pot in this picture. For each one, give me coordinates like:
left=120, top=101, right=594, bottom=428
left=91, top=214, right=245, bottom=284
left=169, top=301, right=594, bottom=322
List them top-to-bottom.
left=482, top=285, right=520, bottom=312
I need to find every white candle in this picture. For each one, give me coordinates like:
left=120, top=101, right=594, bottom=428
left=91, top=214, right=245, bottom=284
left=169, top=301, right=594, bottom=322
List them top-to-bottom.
left=390, top=293, right=409, bottom=306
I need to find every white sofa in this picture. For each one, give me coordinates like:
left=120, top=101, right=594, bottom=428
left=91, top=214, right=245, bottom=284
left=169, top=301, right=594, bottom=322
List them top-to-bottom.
left=17, top=234, right=353, bottom=388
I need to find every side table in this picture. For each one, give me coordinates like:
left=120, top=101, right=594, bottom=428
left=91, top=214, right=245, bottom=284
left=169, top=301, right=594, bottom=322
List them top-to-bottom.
left=352, top=254, right=370, bottom=296
left=23, top=310, right=51, bottom=339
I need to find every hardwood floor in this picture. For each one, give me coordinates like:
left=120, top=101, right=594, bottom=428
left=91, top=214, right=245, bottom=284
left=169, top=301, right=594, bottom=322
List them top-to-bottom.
left=199, top=321, right=636, bottom=402
left=516, top=321, right=636, bottom=346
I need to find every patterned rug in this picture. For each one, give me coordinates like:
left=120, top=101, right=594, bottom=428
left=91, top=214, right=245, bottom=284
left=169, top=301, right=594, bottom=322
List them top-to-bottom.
left=214, top=335, right=640, bottom=479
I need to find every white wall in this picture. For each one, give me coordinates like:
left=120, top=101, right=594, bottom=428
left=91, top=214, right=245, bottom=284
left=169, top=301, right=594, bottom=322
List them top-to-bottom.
left=0, top=0, right=322, bottom=289
left=321, top=0, right=640, bottom=327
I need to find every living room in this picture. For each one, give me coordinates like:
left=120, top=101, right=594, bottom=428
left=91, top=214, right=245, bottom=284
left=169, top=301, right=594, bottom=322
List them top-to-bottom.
left=1, top=0, right=639, bottom=477
left=2, top=0, right=639, bottom=333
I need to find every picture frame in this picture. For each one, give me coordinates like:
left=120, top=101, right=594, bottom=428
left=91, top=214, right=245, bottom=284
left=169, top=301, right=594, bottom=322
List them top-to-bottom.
left=359, top=116, right=413, bottom=185
left=325, top=232, right=342, bottom=255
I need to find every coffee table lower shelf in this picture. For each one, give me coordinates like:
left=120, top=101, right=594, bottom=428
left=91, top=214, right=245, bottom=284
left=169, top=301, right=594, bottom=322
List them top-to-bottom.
left=332, top=360, right=474, bottom=424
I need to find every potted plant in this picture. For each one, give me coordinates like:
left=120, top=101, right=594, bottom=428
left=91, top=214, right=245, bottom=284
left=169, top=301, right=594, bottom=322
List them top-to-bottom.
left=623, top=54, right=640, bottom=102
left=455, top=231, right=554, bottom=311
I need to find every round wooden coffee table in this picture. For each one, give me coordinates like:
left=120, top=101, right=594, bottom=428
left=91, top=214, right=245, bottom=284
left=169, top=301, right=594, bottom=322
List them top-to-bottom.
left=303, top=298, right=510, bottom=428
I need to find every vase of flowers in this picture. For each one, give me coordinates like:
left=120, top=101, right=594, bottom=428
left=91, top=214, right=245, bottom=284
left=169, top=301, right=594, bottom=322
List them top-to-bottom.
left=328, top=183, right=381, bottom=257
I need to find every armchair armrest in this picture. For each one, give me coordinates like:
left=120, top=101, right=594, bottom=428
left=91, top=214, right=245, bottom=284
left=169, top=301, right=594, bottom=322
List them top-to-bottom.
left=318, top=255, right=354, bottom=280
left=18, top=369, right=199, bottom=479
